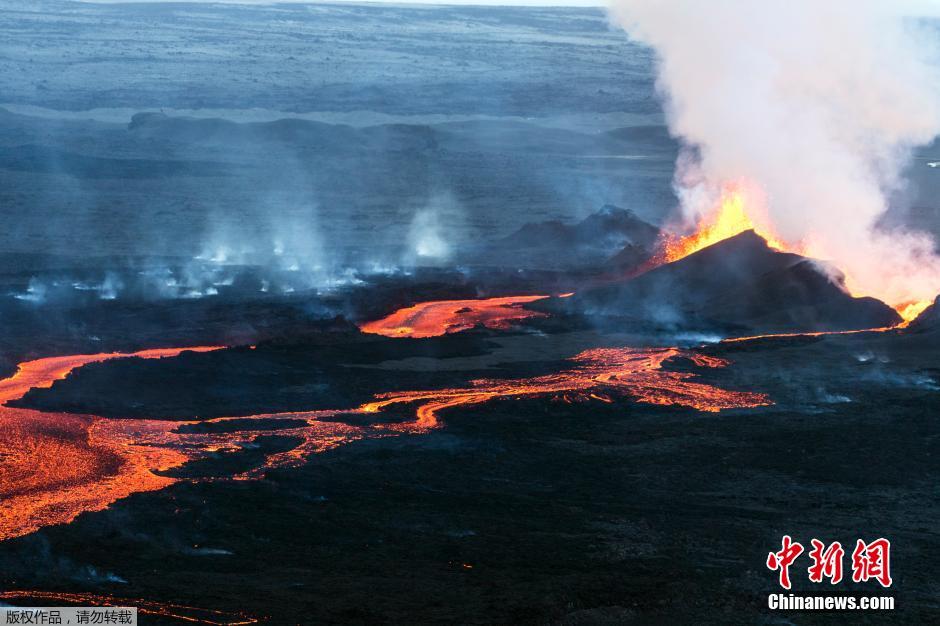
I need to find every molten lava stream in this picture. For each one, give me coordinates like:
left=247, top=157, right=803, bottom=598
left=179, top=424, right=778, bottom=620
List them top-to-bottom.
left=358, top=294, right=551, bottom=338
left=0, top=338, right=771, bottom=544
left=359, top=346, right=771, bottom=429
left=0, top=347, right=221, bottom=542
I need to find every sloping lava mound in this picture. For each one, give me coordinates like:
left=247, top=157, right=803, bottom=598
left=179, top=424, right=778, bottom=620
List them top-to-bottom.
left=567, top=230, right=901, bottom=333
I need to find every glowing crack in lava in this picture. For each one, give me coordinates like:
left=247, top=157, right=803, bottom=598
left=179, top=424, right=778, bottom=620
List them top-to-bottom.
left=358, top=295, right=551, bottom=338
left=0, top=343, right=769, bottom=542
left=361, top=348, right=771, bottom=426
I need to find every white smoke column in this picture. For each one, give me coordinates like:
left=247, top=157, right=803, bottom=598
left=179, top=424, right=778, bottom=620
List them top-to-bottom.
left=608, top=0, right=940, bottom=307
left=404, top=193, right=466, bottom=264
left=409, top=209, right=449, bottom=259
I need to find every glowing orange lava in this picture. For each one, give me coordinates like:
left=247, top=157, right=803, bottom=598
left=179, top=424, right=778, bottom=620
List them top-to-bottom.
left=641, top=186, right=937, bottom=325
left=655, top=187, right=791, bottom=265
left=358, top=295, right=551, bottom=338
left=895, top=299, right=931, bottom=326
left=718, top=301, right=929, bottom=343
left=719, top=326, right=896, bottom=344
left=0, top=341, right=769, bottom=542
left=360, top=346, right=771, bottom=427
left=0, top=347, right=221, bottom=542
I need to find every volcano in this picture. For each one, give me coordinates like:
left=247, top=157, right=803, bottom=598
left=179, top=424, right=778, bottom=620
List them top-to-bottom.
left=567, top=230, right=901, bottom=333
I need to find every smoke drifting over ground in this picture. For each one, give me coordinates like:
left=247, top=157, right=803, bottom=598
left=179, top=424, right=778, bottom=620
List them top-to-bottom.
left=608, top=0, right=940, bottom=306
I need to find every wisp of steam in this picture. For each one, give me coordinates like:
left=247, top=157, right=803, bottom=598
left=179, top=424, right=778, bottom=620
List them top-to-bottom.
left=608, top=0, right=940, bottom=308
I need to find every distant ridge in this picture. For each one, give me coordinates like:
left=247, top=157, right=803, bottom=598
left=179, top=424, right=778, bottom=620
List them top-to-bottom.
left=472, top=205, right=659, bottom=270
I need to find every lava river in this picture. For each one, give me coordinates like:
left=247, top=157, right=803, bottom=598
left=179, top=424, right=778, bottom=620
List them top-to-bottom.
left=358, top=294, right=552, bottom=338
left=0, top=339, right=770, bottom=543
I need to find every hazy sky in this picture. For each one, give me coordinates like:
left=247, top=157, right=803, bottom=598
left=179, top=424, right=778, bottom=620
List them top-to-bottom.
left=76, top=0, right=940, bottom=12
left=80, top=0, right=607, bottom=6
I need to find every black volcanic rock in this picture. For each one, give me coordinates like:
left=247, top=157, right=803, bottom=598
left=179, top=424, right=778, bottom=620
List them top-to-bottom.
left=507, top=204, right=659, bottom=249
left=473, top=205, right=659, bottom=270
left=569, top=230, right=901, bottom=333
left=607, top=242, right=654, bottom=271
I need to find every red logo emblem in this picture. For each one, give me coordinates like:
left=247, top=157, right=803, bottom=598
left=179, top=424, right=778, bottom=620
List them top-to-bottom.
left=766, top=535, right=804, bottom=590
left=767, top=536, right=892, bottom=588
left=851, top=538, right=892, bottom=588
left=807, top=539, right=844, bottom=584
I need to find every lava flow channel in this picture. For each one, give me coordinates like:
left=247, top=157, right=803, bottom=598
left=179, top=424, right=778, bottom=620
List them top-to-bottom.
left=358, top=294, right=551, bottom=338
left=0, top=343, right=769, bottom=543
left=361, top=347, right=772, bottom=427
left=0, top=348, right=221, bottom=542
left=0, top=348, right=371, bottom=542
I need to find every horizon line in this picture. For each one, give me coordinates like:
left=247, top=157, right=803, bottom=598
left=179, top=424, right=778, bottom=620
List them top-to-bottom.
left=72, top=0, right=607, bottom=8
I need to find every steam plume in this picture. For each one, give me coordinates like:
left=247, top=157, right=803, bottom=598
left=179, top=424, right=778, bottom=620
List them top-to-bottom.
left=608, top=0, right=940, bottom=306
left=404, top=193, right=465, bottom=265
